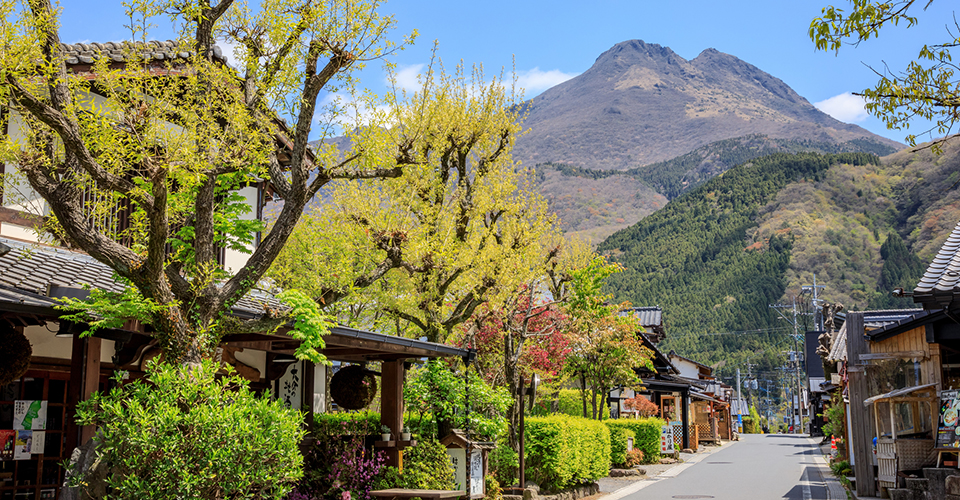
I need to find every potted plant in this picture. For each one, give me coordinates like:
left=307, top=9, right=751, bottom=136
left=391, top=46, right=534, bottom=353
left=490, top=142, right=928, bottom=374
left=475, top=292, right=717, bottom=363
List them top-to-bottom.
left=381, top=425, right=392, bottom=441
left=400, top=425, right=411, bottom=441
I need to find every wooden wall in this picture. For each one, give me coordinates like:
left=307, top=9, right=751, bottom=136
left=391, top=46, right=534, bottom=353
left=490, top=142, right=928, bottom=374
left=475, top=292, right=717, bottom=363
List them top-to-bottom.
left=867, top=326, right=942, bottom=387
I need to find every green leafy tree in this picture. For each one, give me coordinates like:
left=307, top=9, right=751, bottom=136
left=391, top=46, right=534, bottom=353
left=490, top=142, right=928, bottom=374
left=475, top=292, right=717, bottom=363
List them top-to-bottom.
left=0, top=0, right=416, bottom=364
left=809, top=0, right=960, bottom=147
left=563, top=256, right=653, bottom=420
left=404, top=358, right=513, bottom=440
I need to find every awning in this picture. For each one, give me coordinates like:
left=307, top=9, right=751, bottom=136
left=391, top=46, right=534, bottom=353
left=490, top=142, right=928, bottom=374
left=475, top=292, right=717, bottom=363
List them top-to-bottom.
left=863, top=383, right=938, bottom=407
left=690, top=391, right=720, bottom=403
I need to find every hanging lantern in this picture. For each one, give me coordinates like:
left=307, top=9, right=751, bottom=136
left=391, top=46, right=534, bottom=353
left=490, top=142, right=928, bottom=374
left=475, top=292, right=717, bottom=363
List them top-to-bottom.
left=0, top=323, right=31, bottom=386
left=329, top=365, right=378, bottom=410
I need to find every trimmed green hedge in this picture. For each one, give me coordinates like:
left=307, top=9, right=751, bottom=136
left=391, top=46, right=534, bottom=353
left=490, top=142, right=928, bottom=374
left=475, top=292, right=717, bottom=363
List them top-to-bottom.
left=556, top=389, right=610, bottom=419
left=313, top=411, right=381, bottom=436
left=525, top=415, right=610, bottom=492
left=604, top=418, right=665, bottom=464
left=608, top=427, right=635, bottom=467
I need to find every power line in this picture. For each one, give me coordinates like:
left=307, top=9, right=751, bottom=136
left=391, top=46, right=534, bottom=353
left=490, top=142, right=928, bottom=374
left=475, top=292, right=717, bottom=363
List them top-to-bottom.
left=664, top=326, right=793, bottom=338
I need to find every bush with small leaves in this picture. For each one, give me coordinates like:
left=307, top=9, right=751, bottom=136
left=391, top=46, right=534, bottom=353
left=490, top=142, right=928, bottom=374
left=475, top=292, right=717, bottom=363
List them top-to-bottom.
left=74, top=360, right=305, bottom=500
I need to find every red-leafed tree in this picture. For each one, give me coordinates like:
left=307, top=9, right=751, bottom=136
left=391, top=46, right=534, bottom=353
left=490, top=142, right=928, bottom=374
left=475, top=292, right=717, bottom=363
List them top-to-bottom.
left=459, top=282, right=569, bottom=450
left=624, top=394, right=659, bottom=417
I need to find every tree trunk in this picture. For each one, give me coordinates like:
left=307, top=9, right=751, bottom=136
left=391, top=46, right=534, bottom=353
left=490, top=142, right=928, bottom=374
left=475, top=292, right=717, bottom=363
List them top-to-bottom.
left=580, top=371, right=588, bottom=418
left=591, top=388, right=598, bottom=420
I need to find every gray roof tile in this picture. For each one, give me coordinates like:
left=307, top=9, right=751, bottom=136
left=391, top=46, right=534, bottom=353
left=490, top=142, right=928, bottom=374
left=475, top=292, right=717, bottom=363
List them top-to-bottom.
left=59, top=40, right=227, bottom=67
left=914, top=220, right=960, bottom=309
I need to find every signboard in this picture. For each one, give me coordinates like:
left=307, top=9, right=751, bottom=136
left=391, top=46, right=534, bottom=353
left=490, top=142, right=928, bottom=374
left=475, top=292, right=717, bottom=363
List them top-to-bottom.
left=937, top=390, right=960, bottom=449
left=660, top=425, right=674, bottom=453
left=447, top=448, right=483, bottom=496
left=469, top=449, right=483, bottom=497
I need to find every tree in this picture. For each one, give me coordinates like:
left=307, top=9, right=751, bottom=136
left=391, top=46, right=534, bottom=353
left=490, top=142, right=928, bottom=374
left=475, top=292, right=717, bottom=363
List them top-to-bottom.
left=0, top=0, right=418, bottom=364
left=809, top=0, right=960, bottom=147
left=271, top=63, right=561, bottom=343
left=562, top=256, right=653, bottom=420
left=459, top=280, right=570, bottom=451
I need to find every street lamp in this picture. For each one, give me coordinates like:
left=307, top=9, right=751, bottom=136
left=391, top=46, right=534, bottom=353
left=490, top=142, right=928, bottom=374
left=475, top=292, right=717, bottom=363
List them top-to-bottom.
left=518, top=373, right=539, bottom=489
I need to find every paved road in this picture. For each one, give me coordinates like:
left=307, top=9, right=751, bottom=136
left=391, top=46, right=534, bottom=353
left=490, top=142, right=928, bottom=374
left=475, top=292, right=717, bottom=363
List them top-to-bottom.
left=610, top=434, right=842, bottom=500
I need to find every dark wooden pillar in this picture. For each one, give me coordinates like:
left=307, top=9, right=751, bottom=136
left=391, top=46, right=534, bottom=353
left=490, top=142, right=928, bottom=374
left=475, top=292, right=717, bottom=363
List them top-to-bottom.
left=846, top=312, right=876, bottom=497
left=67, top=331, right=101, bottom=447
left=302, top=360, right=316, bottom=426
left=380, top=360, right=404, bottom=467
left=681, top=388, right=690, bottom=451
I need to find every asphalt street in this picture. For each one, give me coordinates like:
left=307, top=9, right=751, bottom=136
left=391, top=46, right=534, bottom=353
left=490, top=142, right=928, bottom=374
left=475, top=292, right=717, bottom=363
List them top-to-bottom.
left=609, top=434, right=840, bottom=500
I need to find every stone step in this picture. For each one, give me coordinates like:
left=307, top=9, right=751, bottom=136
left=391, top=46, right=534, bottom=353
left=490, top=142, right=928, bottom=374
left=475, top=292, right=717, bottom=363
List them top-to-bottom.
left=923, top=467, right=954, bottom=498
left=905, top=476, right=929, bottom=493
left=888, top=488, right=914, bottom=500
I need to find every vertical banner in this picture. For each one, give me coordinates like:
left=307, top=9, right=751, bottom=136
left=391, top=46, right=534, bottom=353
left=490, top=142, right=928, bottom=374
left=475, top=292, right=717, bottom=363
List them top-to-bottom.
left=660, top=425, right=675, bottom=453
left=447, top=448, right=466, bottom=491
left=469, top=450, right=483, bottom=497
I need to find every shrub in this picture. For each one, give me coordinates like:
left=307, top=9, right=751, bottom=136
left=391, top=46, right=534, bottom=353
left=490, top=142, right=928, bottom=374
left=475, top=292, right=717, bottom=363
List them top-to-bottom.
left=74, top=360, right=304, bottom=500
left=404, top=360, right=512, bottom=440
left=555, top=389, right=610, bottom=419
left=313, top=411, right=380, bottom=437
left=300, top=413, right=386, bottom=500
left=525, top=415, right=610, bottom=492
left=742, top=416, right=757, bottom=434
left=604, top=418, right=664, bottom=465
left=608, top=427, right=636, bottom=468
left=400, top=438, right=456, bottom=490
left=488, top=444, right=518, bottom=487
left=623, top=449, right=643, bottom=468
left=830, top=460, right=852, bottom=477
left=372, top=466, right=403, bottom=491
left=484, top=475, right=503, bottom=500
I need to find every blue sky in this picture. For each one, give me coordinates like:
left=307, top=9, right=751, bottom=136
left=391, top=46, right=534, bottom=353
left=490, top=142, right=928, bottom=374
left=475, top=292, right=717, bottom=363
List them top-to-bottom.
left=59, top=0, right=957, bottom=145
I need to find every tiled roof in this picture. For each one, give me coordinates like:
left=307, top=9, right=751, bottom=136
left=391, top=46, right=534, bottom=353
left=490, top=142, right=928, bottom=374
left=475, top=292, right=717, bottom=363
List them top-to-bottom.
left=60, top=40, right=227, bottom=66
left=914, top=220, right=960, bottom=310
left=0, top=237, right=278, bottom=317
left=626, top=306, right=663, bottom=327
left=862, top=309, right=925, bottom=328
left=826, top=322, right=846, bottom=362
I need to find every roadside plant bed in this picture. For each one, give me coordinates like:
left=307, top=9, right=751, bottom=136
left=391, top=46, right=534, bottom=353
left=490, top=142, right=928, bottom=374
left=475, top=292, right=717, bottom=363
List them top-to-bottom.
left=525, top=415, right=610, bottom=492
left=603, top=418, right=665, bottom=465
left=502, top=483, right=600, bottom=500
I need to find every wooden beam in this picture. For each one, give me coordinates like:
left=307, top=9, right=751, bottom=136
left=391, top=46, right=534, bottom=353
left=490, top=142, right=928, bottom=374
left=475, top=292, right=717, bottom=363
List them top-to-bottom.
left=846, top=312, right=877, bottom=497
left=859, top=351, right=926, bottom=361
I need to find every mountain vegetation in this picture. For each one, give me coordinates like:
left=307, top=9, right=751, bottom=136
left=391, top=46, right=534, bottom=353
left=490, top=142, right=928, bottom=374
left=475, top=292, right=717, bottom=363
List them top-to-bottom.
left=596, top=139, right=960, bottom=378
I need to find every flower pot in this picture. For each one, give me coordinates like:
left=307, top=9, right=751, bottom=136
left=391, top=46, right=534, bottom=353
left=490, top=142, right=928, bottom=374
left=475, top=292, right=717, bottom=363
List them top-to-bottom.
left=401, top=432, right=411, bottom=441
left=381, top=433, right=391, bottom=441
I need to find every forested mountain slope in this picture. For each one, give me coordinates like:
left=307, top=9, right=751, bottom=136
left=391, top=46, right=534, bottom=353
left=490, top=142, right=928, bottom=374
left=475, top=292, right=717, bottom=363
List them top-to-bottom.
left=598, top=142, right=960, bottom=371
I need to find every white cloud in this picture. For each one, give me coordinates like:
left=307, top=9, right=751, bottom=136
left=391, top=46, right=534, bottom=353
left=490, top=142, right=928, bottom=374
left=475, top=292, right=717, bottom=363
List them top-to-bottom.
left=387, top=64, right=577, bottom=97
left=392, top=64, right=425, bottom=93
left=513, top=67, right=578, bottom=95
left=814, top=92, right=868, bottom=123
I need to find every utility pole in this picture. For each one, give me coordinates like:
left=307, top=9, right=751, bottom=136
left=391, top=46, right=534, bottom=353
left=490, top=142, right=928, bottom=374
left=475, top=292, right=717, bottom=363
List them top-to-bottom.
left=770, top=295, right=810, bottom=434
left=736, top=368, right=743, bottom=434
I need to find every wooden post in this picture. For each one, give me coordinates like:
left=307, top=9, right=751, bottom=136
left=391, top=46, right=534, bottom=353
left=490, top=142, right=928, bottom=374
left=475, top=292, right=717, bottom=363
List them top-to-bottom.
left=846, top=312, right=876, bottom=497
left=66, top=331, right=102, bottom=447
left=303, top=360, right=316, bottom=427
left=381, top=360, right=405, bottom=467
left=681, top=388, right=690, bottom=451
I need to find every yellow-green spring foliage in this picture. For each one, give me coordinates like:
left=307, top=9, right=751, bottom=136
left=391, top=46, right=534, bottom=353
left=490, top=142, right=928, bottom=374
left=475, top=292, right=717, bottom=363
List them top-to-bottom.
left=524, top=415, right=610, bottom=492
left=604, top=418, right=666, bottom=464
left=608, top=426, right=636, bottom=468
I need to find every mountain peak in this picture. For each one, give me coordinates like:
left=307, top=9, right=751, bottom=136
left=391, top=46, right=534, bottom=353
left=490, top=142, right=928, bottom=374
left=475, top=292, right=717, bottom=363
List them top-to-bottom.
left=593, top=39, right=685, bottom=69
